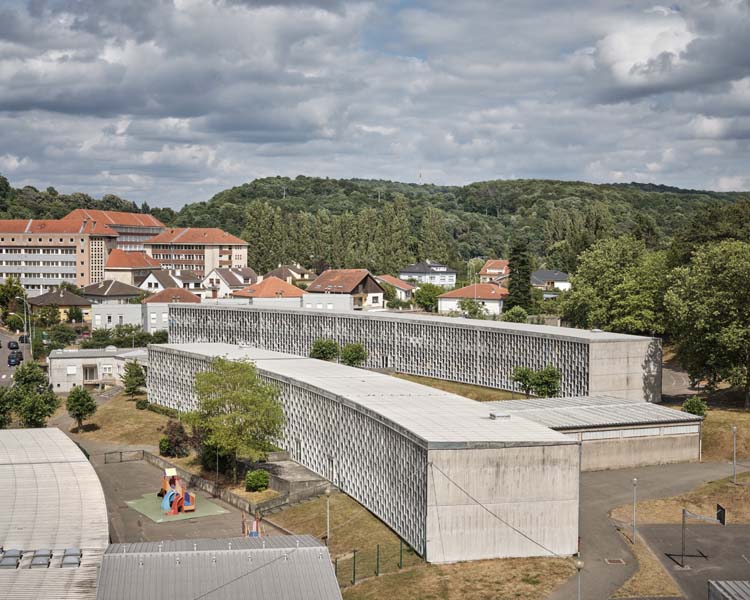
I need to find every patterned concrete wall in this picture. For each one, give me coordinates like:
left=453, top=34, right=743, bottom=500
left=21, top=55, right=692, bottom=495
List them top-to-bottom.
left=168, top=305, right=662, bottom=400
left=147, top=346, right=429, bottom=556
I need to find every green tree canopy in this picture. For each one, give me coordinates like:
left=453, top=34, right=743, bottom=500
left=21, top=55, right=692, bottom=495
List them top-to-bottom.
left=506, top=235, right=532, bottom=311
left=665, top=240, right=750, bottom=409
left=413, top=283, right=444, bottom=313
left=457, top=297, right=488, bottom=319
left=501, top=305, right=528, bottom=323
left=310, top=338, right=340, bottom=362
left=340, top=343, right=368, bottom=367
left=187, top=358, right=285, bottom=483
left=121, top=361, right=146, bottom=399
left=10, top=362, right=59, bottom=428
left=66, top=385, right=97, bottom=431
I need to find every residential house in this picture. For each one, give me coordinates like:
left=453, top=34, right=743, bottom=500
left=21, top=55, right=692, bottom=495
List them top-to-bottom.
left=62, top=209, right=165, bottom=251
left=0, top=218, right=117, bottom=296
left=143, top=227, right=248, bottom=276
left=103, top=249, right=161, bottom=286
left=478, top=259, right=510, bottom=284
left=399, top=260, right=457, bottom=288
left=263, top=263, right=317, bottom=286
left=202, top=266, right=258, bottom=298
left=139, top=269, right=204, bottom=296
left=307, top=269, right=384, bottom=309
left=531, top=269, right=571, bottom=299
left=375, top=274, right=416, bottom=302
left=232, top=276, right=306, bottom=306
left=82, top=280, right=144, bottom=305
left=437, top=283, right=509, bottom=316
left=141, top=287, right=201, bottom=333
left=27, top=288, right=92, bottom=322
left=91, top=303, right=142, bottom=330
left=48, top=347, right=147, bottom=392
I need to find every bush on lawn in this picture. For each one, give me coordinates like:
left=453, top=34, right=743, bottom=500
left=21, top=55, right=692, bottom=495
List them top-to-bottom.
left=683, top=396, right=708, bottom=417
left=135, top=398, right=149, bottom=410
left=159, top=436, right=170, bottom=456
left=245, top=469, right=270, bottom=492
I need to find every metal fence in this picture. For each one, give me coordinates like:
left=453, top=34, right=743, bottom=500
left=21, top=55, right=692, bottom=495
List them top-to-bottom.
left=104, top=450, right=145, bottom=464
left=334, top=539, right=424, bottom=588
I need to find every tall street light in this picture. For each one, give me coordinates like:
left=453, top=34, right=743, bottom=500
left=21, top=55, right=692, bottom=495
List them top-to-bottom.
left=15, top=296, right=32, bottom=358
left=632, top=478, right=638, bottom=544
left=325, top=487, right=331, bottom=547
left=575, top=559, right=584, bottom=600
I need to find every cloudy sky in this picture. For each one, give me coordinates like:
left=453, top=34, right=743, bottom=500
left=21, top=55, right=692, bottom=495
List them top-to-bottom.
left=0, top=0, right=748, bottom=208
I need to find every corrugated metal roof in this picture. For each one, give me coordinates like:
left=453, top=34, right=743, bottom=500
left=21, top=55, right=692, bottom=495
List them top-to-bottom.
left=154, top=344, right=575, bottom=448
left=485, top=395, right=702, bottom=430
left=0, top=428, right=109, bottom=600
left=98, top=536, right=341, bottom=600
left=710, top=580, right=750, bottom=600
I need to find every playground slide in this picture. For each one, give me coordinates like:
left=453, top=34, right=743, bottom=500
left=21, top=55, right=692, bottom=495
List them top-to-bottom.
left=161, top=490, right=175, bottom=512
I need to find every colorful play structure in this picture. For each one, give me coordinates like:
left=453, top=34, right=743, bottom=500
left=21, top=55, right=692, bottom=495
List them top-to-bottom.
left=158, top=468, right=196, bottom=515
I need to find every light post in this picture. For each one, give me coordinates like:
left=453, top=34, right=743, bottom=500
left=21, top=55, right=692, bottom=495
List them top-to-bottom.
left=15, top=296, right=32, bottom=358
left=732, top=425, right=737, bottom=485
left=632, top=478, right=638, bottom=544
left=325, top=487, right=331, bottom=547
left=575, top=559, right=584, bottom=600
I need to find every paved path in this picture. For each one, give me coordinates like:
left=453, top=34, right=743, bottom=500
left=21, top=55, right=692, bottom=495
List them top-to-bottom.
left=0, top=326, right=26, bottom=387
left=548, top=461, right=747, bottom=600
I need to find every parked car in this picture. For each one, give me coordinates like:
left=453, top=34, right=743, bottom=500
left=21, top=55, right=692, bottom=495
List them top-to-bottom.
left=18, top=335, right=29, bottom=344
left=7, top=340, right=19, bottom=350
left=10, top=350, right=23, bottom=362
left=7, top=353, right=20, bottom=367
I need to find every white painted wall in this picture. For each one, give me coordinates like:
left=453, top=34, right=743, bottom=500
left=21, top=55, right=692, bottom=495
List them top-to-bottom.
left=438, top=297, right=503, bottom=316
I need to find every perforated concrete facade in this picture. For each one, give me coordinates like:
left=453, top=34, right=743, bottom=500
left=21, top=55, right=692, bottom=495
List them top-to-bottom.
left=167, top=305, right=662, bottom=401
left=147, top=344, right=579, bottom=562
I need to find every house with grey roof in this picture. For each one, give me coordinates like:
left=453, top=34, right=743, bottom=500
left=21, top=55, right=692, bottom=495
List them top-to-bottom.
left=398, top=260, right=456, bottom=288
left=202, top=266, right=258, bottom=298
left=82, top=279, right=144, bottom=304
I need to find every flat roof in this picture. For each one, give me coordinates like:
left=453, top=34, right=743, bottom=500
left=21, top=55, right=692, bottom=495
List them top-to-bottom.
left=174, top=304, right=654, bottom=343
left=153, top=344, right=574, bottom=449
left=48, top=347, right=147, bottom=360
left=485, top=395, right=702, bottom=430
left=0, top=428, right=109, bottom=600
left=98, top=536, right=341, bottom=600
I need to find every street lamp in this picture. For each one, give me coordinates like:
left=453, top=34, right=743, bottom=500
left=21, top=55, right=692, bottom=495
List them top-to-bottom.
left=15, top=296, right=32, bottom=358
left=732, top=425, right=737, bottom=484
left=632, top=478, right=638, bottom=544
left=325, top=487, right=331, bottom=547
left=575, top=559, right=584, bottom=600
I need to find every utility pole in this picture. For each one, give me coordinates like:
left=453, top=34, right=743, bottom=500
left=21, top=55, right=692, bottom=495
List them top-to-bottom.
left=732, top=425, right=737, bottom=484
left=632, top=478, right=638, bottom=544
left=325, top=487, right=331, bottom=547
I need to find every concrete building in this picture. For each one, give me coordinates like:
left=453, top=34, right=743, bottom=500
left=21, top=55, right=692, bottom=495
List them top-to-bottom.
left=63, top=209, right=165, bottom=251
left=0, top=218, right=117, bottom=295
left=144, top=228, right=248, bottom=276
left=103, top=249, right=161, bottom=286
left=478, top=259, right=510, bottom=284
left=399, top=260, right=457, bottom=288
left=202, top=266, right=258, bottom=298
left=307, top=269, right=384, bottom=309
left=375, top=274, right=416, bottom=302
left=82, top=280, right=144, bottom=304
left=437, top=283, right=509, bottom=316
left=27, top=288, right=92, bottom=323
left=142, top=288, right=200, bottom=333
left=92, top=303, right=142, bottom=330
left=168, top=305, right=662, bottom=401
left=148, top=343, right=580, bottom=563
left=48, top=346, right=147, bottom=392
left=486, top=395, right=702, bottom=471
left=0, top=428, right=109, bottom=599
left=97, top=536, right=342, bottom=600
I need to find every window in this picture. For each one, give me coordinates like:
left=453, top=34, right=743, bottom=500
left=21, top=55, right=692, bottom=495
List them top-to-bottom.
left=371, top=296, right=379, bottom=304
left=150, top=313, right=156, bottom=324
left=162, top=313, right=168, bottom=323
left=94, top=315, right=101, bottom=327
left=107, top=315, right=112, bottom=324
left=102, top=365, right=112, bottom=376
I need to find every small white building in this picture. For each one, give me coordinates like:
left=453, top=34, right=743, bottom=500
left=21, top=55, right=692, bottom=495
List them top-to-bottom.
left=478, top=259, right=510, bottom=284
left=399, top=260, right=456, bottom=288
left=202, top=267, right=258, bottom=299
left=307, top=269, right=384, bottom=309
left=139, top=270, right=205, bottom=297
left=531, top=270, right=571, bottom=299
left=375, top=274, right=417, bottom=302
left=437, top=283, right=509, bottom=316
left=141, top=287, right=201, bottom=333
left=92, top=303, right=142, bottom=330
left=48, top=346, right=147, bottom=392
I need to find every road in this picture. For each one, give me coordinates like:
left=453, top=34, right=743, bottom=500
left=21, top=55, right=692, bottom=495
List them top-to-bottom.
left=0, top=326, right=28, bottom=386
left=548, top=461, right=747, bottom=600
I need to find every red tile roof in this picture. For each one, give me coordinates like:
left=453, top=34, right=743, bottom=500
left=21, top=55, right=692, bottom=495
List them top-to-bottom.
left=63, top=208, right=164, bottom=228
left=0, top=218, right=117, bottom=236
left=144, top=228, right=247, bottom=246
left=105, top=249, right=161, bottom=269
left=479, top=259, right=510, bottom=276
left=307, top=269, right=375, bottom=294
left=375, top=274, right=416, bottom=291
left=232, top=276, right=306, bottom=298
left=439, top=283, right=509, bottom=301
left=142, top=287, right=201, bottom=304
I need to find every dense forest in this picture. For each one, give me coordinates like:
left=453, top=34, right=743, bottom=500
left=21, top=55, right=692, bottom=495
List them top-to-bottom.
left=1, top=173, right=747, bottom=276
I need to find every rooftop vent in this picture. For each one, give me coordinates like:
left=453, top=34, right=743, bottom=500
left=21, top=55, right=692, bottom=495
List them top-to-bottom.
left=489, top=412, right=511, bottom=420
left=0, top=557, right=19, bottom=570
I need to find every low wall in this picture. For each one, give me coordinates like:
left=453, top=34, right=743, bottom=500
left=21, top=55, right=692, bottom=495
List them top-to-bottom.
left=579, top=434, right=700, bottom=471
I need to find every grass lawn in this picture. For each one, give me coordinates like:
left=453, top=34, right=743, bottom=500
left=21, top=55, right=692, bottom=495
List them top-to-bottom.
left=394, top=373, right=517, bottom=402
left=73, top=393, right=170, bottom=447
left=699, top=407, right=750, bottom=462
left=610, top=530, right=682, bottom=599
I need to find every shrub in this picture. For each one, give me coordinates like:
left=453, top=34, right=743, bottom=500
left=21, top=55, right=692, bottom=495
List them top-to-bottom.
left=501, top=305, right=528, bottom=323
left=310, top=338, right=340, bottom=361
left=340, top=343, right=368, bottom=367
left=66, top=385, right=97, bottom=431
left=683, top=396, right=708, bottom=417
left=135, top=398, right=149, bottom=410
left=147, top=403, right=179, bottom=418
left=162, top=420, right=189, bottom=457
left=159, top=436, right=170, bottom=456
left=200, top=442, right=233, bottom=475
left=245, top=469, right=270, bottom=492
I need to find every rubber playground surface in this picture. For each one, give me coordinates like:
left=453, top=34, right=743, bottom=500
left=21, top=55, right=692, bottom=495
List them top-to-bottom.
left=126, top=493, right=229, bottom=523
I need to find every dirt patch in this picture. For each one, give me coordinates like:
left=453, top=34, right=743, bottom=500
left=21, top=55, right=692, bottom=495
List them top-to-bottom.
left=394, top=373, right=517, bottom=402
left=610, top=530, right=682, bottom=599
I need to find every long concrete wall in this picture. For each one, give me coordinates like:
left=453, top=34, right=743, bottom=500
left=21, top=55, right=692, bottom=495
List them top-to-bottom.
left=168, top=305, right=662, bottom=401
left=574, top=432, right=700, bottom=471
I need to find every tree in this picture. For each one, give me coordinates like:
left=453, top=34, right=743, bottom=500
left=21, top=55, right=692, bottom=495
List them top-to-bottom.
left=418, top=207, right=452, bottom=263
left=506, top=235, right=532, bottom=311
left=665, top=240, right=750, bottom=409
left=0, top=276, right=25, bottom=313
left=57, top=281, right=82, bottom=295
left=381, top=282, right=397, bottom=304
left=413, top=283, right=443, bottom=313
left=457, top=297, right=488, bottom=319
left=35, top=304, right=61, bottom=327
left=501, top=305, right=528, bottom=323
left=67, top=306, right=84, bottom=323
left=48, top=323, right=77, bottom=348
left=310, top=339, right=340, bottom=362
left=340, top=343, right=368, bottom=367
left=188, top=358, right=285, bottom=483
left=121, top=361, right=146, bottom=399
left=10, top=362, right=59, bottom=428
left=531, top=365, right=562, bottom=397
left=512, top=367, right=536, bottom=398
left=66, top=385, right=97, bottom=431
left=0, top=388, right=13, bottom=429
left=682, top=396, right=707, bottom=417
